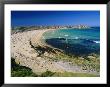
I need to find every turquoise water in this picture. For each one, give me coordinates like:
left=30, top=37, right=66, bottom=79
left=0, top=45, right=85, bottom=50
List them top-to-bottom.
left=43, top=27, right=100, bottom=56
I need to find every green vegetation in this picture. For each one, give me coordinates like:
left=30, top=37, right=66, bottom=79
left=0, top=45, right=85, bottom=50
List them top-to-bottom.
left=11, top=26, right=99, bottom=77
left=11, top=26, right=48, bottom=34
left=18, top=27, right=27, bottom=32
left=30, top=41, right=100, bottom=73
left=44, top=52, right=100, bottom=72
left=59, top=53, right=99, bottom=72
left=11, top=58, right=38, bottom=77
left=11, top=58, right=98, bottom=77
left=11, top=58, right=55, bottom=77
left=40, top=71, right=55, bottom=77
left=53, top=72, right=98, bottom=77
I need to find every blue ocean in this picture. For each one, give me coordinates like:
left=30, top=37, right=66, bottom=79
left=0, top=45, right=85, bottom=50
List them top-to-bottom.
left=43, top=27, right=100, bottom=56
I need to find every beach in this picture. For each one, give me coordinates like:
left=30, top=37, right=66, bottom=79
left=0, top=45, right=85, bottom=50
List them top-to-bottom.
left=11, top=29, right=99, bottom=76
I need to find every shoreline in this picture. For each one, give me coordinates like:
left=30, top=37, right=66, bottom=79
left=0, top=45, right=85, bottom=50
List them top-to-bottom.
left=11, top=29, right=100, bottom=76
left=11, top=29, right=66, bottom=74
left=30, top=29, right=56, bottom=48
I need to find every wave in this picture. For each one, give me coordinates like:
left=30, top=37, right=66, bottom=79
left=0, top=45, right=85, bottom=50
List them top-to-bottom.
left=64, top=34, right=69, bottom=37
left=46, top=37, right=100, bottom=45
left=74, top=37, right=79, bottom=39
left=70, top=38, right=100, bottom=44
left=83, top=39, right=100, bottom=44
left=93, top=41, right=100, bottom=43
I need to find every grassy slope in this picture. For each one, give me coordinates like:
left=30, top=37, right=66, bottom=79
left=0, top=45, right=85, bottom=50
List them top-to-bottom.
left=30, top=44, right=100, bottom=73
left=49, top=52, right=100, bottom=72
left=11, top=58, right=98, bottom=77
left=11, top=58, right=38, bottom=77
left=53, top=72, right=98, bottom=77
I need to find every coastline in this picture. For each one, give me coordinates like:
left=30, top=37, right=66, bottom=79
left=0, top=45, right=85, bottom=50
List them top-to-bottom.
left=11, top=29, right=100, bottom=76
left=11, top=29, right=66, bottom=74
left=30, top=29, right=56, bottom=48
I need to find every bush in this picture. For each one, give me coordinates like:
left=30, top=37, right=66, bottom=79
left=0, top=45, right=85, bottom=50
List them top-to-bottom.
left=11, top=58, right=38, bottom=77
left=40, top=70, right=55, bottom=77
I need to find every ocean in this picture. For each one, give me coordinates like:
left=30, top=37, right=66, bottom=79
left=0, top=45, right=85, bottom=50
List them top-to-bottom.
left=42, top=27, right=100, bottom=56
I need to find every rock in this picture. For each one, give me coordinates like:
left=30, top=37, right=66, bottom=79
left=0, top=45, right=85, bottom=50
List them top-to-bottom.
left=44, top=52, right=49, bottom=56
left=49, top=54, right=54, bottom=58
left=87, top=56, right=96, bottom=59
left=79, top=57, right=84, bottom=59
left=15, top=59, right=20, bottom=64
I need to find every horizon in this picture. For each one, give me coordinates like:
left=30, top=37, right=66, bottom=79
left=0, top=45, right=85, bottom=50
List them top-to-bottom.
left=11, top=11, right=100, bottom=27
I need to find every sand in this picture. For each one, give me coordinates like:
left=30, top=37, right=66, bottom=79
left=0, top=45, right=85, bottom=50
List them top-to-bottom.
left=11, top=29, right=99, bottom=75
left=11, top=29, right=66, bottom=74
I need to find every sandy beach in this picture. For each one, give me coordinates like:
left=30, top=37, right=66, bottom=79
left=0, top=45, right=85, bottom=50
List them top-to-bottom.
left=11, top=29, right=99, bottom=75
left=11, top=29, right=65, bottom=73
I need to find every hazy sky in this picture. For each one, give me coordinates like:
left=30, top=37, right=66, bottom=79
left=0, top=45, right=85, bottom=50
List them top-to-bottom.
left=11, top=11, right=100, bottom=27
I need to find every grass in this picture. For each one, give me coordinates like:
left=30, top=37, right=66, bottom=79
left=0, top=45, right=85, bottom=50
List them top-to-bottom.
left=11, top=27, right=99, bottom=77
left=29, top=38, right=100, bottom=73
left=11, top=40, right=99, bottom=77
left=30, top=43, right=100, bottom=73
left=47, top=52, right=100, bottom=72
left=11, top=58, right=38, bottom=77
left=11, top=58, right=98, bottom=77
left=11, top=58, right=55, bottom=77
left=40, top=71, right=55, bottom=77
left=53, top=72, right=99, bottom=77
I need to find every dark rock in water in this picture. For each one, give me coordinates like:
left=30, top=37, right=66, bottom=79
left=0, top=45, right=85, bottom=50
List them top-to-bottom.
left=45, top=38, right=100, bottom=56
left=51, top=38, right=66, bottom=40
left=58, top=38, right=66, bottom=40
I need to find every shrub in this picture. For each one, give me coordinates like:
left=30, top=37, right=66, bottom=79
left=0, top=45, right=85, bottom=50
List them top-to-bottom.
left=11, top=58, right=38, bottom=77
left=40, top=70, right=55, bottom=77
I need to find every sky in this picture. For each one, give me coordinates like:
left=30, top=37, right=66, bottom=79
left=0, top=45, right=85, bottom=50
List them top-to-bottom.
left=11, top=11, right=100, bottom=27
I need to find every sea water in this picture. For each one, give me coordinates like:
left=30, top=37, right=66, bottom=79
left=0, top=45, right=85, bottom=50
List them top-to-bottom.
left=43, top=27, right=100, bottom=56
